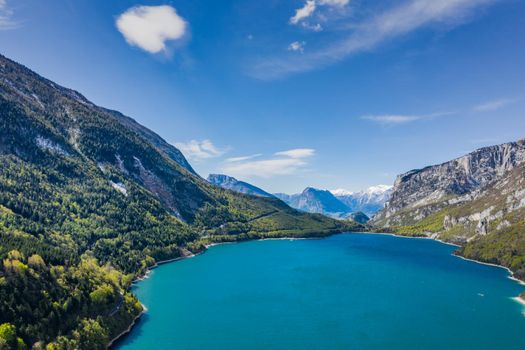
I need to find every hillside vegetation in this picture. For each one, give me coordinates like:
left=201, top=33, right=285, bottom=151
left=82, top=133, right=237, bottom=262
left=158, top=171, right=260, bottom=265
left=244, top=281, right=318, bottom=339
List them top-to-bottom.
left=0, top=54, right=357, bottom=349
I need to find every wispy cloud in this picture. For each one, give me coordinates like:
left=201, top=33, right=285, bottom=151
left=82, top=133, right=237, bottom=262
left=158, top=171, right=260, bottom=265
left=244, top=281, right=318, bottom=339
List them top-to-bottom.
left=0, top=0, right=17, bottom=30
left=252, top=0, right=495, bottom=79
left=289, top=0, right=349, bottom=31
left=290, top=0, right=317, bottom=25
left=319, top=0, right=350, bottom=6
left=116, top=5, right=187, bottom=54
left=288, top=41, right=306, bottom=53
left=472, top=97, right=518, bottom=112
left=361, top=111, right=454, bottom=125
left=362, top=115, right=422, bottom=125
left=174, top=139, right=227, bottom=162
left=222, top=148, right=315, bottom=178
left=274, top=148, right=315, bottom=158
left=225, top=154, right=262, bottom=162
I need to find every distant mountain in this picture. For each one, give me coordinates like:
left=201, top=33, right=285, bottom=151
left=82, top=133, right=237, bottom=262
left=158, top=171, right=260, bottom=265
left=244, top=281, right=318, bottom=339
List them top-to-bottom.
left=372, top=138, right=525, bottom=280
left=207, top=174, right=274, bottom=198
left=275, top=185, right=392, bottom=219
left=331, top=185, right=393, bottom=216
left=275, top=187, right=351, bottom=218
left=348, top=211, right=370, bottom=224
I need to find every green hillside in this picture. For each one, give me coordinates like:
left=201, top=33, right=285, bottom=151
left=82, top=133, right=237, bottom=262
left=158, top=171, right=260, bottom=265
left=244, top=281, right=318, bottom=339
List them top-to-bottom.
left=0, top=54, right=358, bottom=349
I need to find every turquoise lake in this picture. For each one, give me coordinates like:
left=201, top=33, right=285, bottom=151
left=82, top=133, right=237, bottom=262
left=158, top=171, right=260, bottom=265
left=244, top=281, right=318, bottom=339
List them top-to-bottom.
left=115, top=233, right=525, bottom=350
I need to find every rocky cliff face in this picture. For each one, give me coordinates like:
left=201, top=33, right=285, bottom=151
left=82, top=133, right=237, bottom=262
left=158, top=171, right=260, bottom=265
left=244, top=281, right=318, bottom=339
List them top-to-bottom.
left=372, top=138, right=525, bottom=279
left=374, top=138, right=525, bottom=226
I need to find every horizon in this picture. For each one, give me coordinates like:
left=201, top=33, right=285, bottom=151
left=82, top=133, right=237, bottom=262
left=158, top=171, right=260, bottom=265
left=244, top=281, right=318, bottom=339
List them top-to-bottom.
left=2, top=0, right=525, bottom=193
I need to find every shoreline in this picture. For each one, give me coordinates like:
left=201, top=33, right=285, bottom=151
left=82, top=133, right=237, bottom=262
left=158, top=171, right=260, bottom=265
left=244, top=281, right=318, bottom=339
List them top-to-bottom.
left=110, top=230, right=525, bottom=347
left=367, top=231, right=462, bottom=248
left=367, top=232, right=525, bottom=285
left=369, top=232, right=525, bottom=310
left=109, top=252, right=202, bottom=348
left=454, top=254, right=525, bottom=286
left=513, top=296, right=525, bottom=307
left=107, top=303, right=147, bottom=348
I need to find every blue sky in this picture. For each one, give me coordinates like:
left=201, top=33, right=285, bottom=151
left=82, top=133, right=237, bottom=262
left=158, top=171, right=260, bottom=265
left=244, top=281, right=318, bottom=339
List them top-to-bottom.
left=1, top=0, right=525, bottom=193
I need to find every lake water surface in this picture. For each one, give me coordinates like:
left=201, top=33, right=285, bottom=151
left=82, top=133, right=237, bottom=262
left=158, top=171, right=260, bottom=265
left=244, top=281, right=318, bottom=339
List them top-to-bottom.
left=115, top=233, right=525, bottom=350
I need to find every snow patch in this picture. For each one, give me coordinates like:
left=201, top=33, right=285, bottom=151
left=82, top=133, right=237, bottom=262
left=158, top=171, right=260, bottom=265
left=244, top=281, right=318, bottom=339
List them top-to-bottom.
left=330, top=188, right=354, bottom=196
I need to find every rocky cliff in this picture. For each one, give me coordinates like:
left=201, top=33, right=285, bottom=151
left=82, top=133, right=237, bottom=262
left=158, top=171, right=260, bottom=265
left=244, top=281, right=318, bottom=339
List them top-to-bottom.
left=373, top=138, right=525, bottom=279
left=374, top=138, right=525, bottom=226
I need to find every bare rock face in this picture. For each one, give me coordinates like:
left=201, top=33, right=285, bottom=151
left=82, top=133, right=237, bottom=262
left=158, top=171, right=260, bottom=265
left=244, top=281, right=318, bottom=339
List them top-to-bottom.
left=375, top=139, right=525, bottom=225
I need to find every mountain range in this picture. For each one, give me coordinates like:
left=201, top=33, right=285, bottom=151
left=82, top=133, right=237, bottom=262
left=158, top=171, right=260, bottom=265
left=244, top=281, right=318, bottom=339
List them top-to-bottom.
left=0, top=54, right=355, bottom=349
left=207, top=174, right=392, bottom=220
left=274, top=185, right=392, bottom=219
left=331, top=185, right=393, bottom=215
left=275, top=187, right=352, bottom=218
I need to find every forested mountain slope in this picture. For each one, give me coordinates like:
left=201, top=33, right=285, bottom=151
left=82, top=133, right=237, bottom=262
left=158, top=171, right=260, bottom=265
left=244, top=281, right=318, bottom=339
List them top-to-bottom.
left=0, top=54, right=354, bottom=349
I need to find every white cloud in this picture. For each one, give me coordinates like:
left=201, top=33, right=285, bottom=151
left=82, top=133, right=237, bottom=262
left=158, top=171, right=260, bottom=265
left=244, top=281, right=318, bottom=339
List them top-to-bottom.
left=0, top=0, right=16, bottom=30
left=254, top=0, right=495, bottom=79
left=289, top=0, right=349, bottom=27
left=290, top=0, right=317, bottom=24
left=319, top=0, right=350, bottom=6
left=116, top=5, right=187, bottom=54
left=302, top=22, right=323, bottom=31
left=288, top=41, right=306, bottom=53
left=473, top=97, right=518, bottom=112
left=361, top=111, right=455, bottom=125
left=361, top=115, right=422, bottom=125
left=174, top=139, right=226, bottom=162
left=222, top=148, right=315, bottom=178
left=274, top=148, right=315, bottom=158
left=226, top=154, right=262, bottom=162
left=223, top=158, right=308, bottom=178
